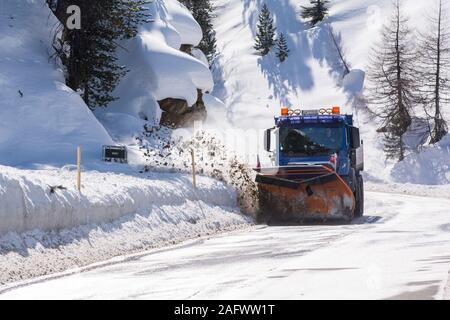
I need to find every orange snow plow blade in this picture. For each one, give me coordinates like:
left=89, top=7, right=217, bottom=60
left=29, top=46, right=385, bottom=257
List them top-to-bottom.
left=255, top=165, right=355, bottom=223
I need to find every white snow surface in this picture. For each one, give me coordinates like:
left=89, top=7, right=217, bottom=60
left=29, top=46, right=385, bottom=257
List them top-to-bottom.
left=0, top=0, right=113, bottom=167
left=164, top=0, right=203, bottom=46
left=210, top=0, right=359, bottom=129
left=392, top=135, right=450, bottom=185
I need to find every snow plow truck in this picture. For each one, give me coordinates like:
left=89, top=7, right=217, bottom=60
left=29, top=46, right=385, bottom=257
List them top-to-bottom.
left=254, top=107, right=364, bottom=223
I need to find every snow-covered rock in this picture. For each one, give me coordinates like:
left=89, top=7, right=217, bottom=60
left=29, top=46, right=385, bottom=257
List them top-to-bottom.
left=103, top=0, right=214, bottom=130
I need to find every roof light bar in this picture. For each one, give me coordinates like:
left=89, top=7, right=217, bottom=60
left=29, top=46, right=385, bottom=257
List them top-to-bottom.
left=280, top=107, right=342, bottom=117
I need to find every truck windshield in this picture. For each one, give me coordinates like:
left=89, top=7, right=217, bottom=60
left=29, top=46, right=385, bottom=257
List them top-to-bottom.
left=280, top=125, right=345, bottom=157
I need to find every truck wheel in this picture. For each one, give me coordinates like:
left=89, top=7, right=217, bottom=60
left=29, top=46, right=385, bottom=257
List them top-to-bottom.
left=354, top=175, right=364, bottom=218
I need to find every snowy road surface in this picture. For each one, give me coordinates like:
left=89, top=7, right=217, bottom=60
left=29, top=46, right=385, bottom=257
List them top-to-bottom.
left=1, top=191, right=450, bottom=300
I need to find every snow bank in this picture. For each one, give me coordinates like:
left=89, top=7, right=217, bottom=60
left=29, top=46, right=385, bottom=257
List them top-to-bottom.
left=0, top=0, right=113, bottom=168
left=103, top=0, right=213, bottom=129
left=391, top=135, right=450, bottom=185
left=0, top=162, right=250, bottom=284
left=0, top=165, right=242, bottom=235
left=0, top=184, right=248, bottom=286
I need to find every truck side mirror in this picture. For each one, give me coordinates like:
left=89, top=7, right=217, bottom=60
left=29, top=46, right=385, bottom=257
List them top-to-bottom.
left=351, top=127, right=361, bottom=149
left=264, top=129, right=272, bottom=152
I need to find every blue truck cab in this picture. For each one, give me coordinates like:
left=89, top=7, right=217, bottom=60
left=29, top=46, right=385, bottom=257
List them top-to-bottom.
left=263, top=107, right=365, bottom=217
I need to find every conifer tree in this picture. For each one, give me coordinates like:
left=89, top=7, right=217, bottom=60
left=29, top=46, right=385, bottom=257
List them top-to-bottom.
left=49, top=0, right=149, bottom=109
left=181, top=0, right=217, bottom=64
left=301, top=0, right=330, bottom=27
left=254, top=4, right=276, bottom=56
left=276, top=33, right=290, bottom=62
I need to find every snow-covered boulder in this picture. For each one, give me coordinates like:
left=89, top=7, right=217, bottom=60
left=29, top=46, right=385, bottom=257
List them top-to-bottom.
left=101, top=0, right=214, bottom=132
left=159, top=93, right=207, bottom=128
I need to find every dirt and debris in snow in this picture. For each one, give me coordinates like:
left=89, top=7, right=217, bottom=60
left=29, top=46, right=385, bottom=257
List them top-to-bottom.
left=137, top=126, right=260, bottom=217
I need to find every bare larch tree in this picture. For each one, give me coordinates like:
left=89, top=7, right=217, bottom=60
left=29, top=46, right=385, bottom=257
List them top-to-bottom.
left=367, top=0, right=418, bottom=161
left=418, top=0, right=449, bottom=144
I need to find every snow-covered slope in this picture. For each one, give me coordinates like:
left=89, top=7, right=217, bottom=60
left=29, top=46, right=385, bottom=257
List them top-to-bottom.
left=0, top=0, right=113, bottom=168
left=209, top=0, right=449, bottom=185
left=211, top=0, right=350, bottom=130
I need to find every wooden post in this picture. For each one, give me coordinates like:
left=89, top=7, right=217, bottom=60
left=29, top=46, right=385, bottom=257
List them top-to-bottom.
left=77, top=146, right=81, bottom=192
left=191, top=149, right=197, bottom=189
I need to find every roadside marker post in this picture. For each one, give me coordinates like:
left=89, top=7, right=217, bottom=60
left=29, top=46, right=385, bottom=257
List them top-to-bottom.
left=77, top=146, right=81, bottom=192
left=191, top=149, right=197, bottom=189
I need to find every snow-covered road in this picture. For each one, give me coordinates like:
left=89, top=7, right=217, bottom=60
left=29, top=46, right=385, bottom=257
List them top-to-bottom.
left=1, top=191, right=449, bottom=300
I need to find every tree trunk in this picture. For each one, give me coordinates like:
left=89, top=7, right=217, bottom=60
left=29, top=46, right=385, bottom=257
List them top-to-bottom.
left=431, top=0, right=444, bottom=144
left=395, top=1, right=405, bottom=161
left=83, top=83, right=89, bottom=107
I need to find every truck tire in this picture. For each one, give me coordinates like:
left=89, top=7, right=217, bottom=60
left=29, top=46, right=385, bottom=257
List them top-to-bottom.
left=354, top=175, right=364, bottom=218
